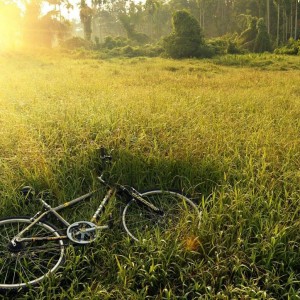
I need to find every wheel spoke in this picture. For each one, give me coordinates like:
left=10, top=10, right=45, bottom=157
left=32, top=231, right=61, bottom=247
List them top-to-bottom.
left=123, top=191, right=201, bottom=242
left=0, top=217, right=65, bottom=289
left=2, top=226, right=11, bottom=243
left=28, top=256, right=50, bottom=275
left=0, top=257, right=9, bottom=274
left=11, top=257, right=19, bottom=284
left=19, top=257, right=40, bottom=281
left=3, top=258, right=11, bottom=284
left=18, top=258, right=31, bottom=283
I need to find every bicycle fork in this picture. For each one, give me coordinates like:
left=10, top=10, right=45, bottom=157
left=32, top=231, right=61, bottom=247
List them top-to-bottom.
left=91, top=188, right=115, bottom=224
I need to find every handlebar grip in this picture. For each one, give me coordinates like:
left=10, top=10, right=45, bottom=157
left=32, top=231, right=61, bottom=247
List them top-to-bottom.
left=98, top=147, right=112, bottom=162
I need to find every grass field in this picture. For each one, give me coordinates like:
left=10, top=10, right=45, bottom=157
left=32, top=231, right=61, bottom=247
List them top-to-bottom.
left=0, top=51, right=300, bottom=299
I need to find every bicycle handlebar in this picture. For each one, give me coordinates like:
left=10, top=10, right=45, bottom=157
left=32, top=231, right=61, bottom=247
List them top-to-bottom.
left=99, top=147, right=112, bottom=163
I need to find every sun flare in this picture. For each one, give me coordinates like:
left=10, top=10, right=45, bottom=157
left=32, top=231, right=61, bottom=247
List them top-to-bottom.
left=0, top=2, right=22, bottom=50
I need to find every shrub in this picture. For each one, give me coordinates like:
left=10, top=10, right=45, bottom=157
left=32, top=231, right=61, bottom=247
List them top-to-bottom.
left=162, top=10, right=207, bottom=58
left=119, top=14, right=150, bottom=45
left=238, top=16, right=258, bottom=52
left=253, top=18, right=272, bottom=53
left=130, top=32, right=150, bottom=44
left=163, top=34, right=202, bottom=58
left=207, top=35, right=242, bottom=55
left=102, top=36, right=129, bottom=49
left=60, top=37, right=93, bottom=50
left=207, top=37, right=228, bottom=55
left=274, top=38, right=300, bottom=55
left=227, top=40, right=242, bottom=54
left=104, top=44, right=163, bottom=58
left=141, top=44, right=164, bottom=57
left=197, top=44, right=215, bottom=58
left=120, top=45, right=141, bottom=57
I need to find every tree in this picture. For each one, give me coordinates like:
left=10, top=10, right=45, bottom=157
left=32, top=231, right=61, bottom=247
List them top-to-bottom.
left=22, top=0, right=71, bottom=48
left=80, top=0, right=93, bottom=40
left=145, top=0, right=160, bottom=39
left=267, top=0, right=271, bottom=33
left=274, top=0, right=281, bottom=45
left=295, top=0, right=298, bottom=39
left=148, top=1, right=172, bottom=40
left=163, top=10, right=205, bottom=58
left=39, top=11, right=71, bottom=47
left=119, top=14, right=150, bottom=44
left=238, top=15, right=258, bottom=51
left=254, top=17, right=272, bottom=51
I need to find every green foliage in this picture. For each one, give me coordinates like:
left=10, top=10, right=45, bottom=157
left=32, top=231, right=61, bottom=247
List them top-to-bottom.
left=4, top=0, right=300, bottom=52
left=80, top=0, right=93, bottom=41
left=172, top=9, right=202, bottom=38
left=162, top=10, right=207, bottom=58
left=119, top=14, right=150, bottom=44
left=238, top=16, right=258, bottom=52
left=238, top=16, right=272, bottom=53
left=239, top=16, right=258, bottom=43
left=253, top=18, right=272, bottom=53
left=130, top=32, right=150, bottom=44
left=94, top=34, right=162, bottom=57
left=163, top=34, right=202, bottom=58
left=207, top=35, right=242, bottom=55
left=61, top=36, right=163, bottom=58
left=102, top=36, right=130, bottom=49
left=60, top=37, right=93, bottom=50
left=207, top=37, right=228, bottom=55
left=274, top=38, right=300, bottom=56
left=226, top=40, right=242, bottom=54
left=104, top=44, right=164, bottom=58
left=120, top=45, right=140, bottom=57
left=212, top=53, right=300, bottom=70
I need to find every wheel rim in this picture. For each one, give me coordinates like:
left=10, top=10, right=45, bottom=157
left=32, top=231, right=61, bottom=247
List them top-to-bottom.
left=123, top=190, right=201, bottom=242
left=0, top=218, right=64, bottom=289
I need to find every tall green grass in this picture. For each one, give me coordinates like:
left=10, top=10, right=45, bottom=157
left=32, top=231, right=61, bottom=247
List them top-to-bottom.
left=0, top=51, right=300, bottom=299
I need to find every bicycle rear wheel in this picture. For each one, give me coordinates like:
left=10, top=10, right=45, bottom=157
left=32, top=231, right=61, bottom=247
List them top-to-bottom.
left=122, top=190, right=201, bottom=242
left=0, top=217, right=65, bottom=290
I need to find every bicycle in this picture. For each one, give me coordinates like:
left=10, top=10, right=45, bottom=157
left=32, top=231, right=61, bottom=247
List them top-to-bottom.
left=0, top=148, right=202, bottom=290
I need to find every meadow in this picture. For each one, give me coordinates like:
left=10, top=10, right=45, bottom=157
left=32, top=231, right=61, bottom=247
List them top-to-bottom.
left=0, top=51, right=300, bottom=299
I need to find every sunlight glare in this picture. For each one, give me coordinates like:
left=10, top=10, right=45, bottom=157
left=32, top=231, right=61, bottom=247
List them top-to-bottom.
left=0, top=2, right=22, bottom=50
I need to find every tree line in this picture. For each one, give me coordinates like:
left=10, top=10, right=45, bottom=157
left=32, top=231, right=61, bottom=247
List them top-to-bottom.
left=1, top=0, right=299, bottom=54
left=82, top=0, right=299, bottom=44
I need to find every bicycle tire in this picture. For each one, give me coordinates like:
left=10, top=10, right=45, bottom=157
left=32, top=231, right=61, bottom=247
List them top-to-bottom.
left=122, top=190, right=201, bottom=242
left=0, top=216, right=65, bottom=290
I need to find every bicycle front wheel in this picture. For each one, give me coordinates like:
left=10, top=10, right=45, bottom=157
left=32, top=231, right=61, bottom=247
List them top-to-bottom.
left=122, top=190, right=201, bottom=242
left=0, top=217, right=65, bottom=290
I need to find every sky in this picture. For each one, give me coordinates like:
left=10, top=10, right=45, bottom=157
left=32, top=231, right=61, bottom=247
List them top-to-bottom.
left=14, top=0, right=89, bottom=21
left=41, top=0, right=84, bottom=21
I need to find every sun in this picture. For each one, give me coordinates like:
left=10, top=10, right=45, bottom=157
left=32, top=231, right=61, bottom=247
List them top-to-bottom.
left=0, top=0, right=81, bottom=50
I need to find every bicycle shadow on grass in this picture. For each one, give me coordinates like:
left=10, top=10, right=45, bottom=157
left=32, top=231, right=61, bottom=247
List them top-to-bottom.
left=0, top=147, right=224, bottom=218
left=0, top=148, right=226, bottom=298
left=92, top=148, right=225, bottom=201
